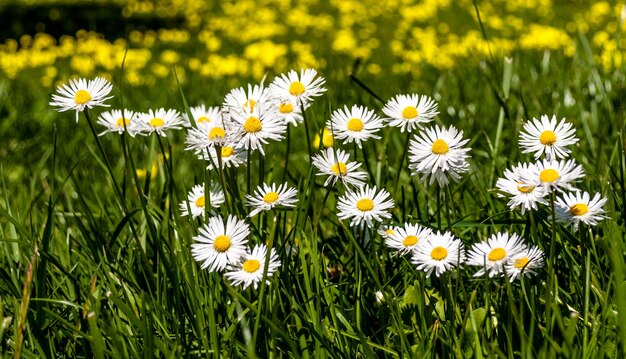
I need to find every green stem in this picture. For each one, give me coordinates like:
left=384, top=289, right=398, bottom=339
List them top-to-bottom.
left=394, top=132, right=412, bottom=197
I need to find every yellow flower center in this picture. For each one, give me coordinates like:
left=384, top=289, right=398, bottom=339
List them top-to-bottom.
left=289, top=81, right=305, bottom=95
left=74, top=89, right=92, bottom=105
left=243, top=99, right=256, bottom=111
left=279, top=103, right=293, bottom=113
left=402, top=106, right=418, bottom=119
left=197, top=116, right=210, bottom=124
left=244, top=116, right=262, bottom=133
left=115, top=118, right=131, bottom=128
left=150, top=118, right=164, bottom=127
left=347, top=118, right=364, bottom=131
left=209, top=127, right=226, bottom=139
left=539, top=130, right=557, bottom=145
left=431, top=139, right=449, bottom=154
left=221, top=146, right=234, bottom=157
left=331, top=162, right=348, bottom=176
left=539, top=169, right=559, bottom=183
left=517, top=182, right=535, bottom=193
left=263, top=191, right=279, bottom=204
left=195, top=195, right=205, bottom=208
left=356, top=198, right=374, bottom=211
left=569, top=203, right=589, bottom=216
left=385, top=229, right=394, bottom=235
left=213, top=235, right=231, bottom=252
left=403, top=235, right=418, bottom=247
left=430, top=246, right=448, bottom=261
left=488, top=247, right=506, bottom=261
left=514, top=257, right=529, bottom=269
left=243, top=259, right=261, bottom=273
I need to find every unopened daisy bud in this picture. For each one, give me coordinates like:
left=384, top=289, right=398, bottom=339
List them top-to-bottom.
left=313, top=127, right=334, bottom=149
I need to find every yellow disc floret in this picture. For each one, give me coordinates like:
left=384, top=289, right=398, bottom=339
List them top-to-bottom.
left=289, top=81, right=305, bottom=95
left=74, top=89, right=92, bottom=105
left=402, top=106, right=418, bottom=119
left=244, top=117, right=262, bottom=133
left=150, top=118, right=164, bottom=127
left=347, top=118, right=364, bottom=131
left=539, top=130, right=557, bottom=145
left=431, top=139, right=449, bottom=154
left=331, top=162, right=348, bottom=176
left=539, top=169, right=559, bottom=183
left=263, top=191, right=279, bottom=204
left=195, top=195, right=205, bottom=208
left=356, top=198, right=374, bottom=211
left=569, top=203, right=589, bottom=216
left=213, top=235, right=231, bottom=252
left=403, top=235, right=418, bottom=247
left=431, top=246, right=448, bottom=261
left=488, top=247, right=506, bottom=261
left=243, top=259, right=261, bottom=273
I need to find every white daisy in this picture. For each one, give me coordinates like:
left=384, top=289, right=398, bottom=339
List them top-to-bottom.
left=269, top=68, right=326, bottom=108
left=49, top=77, right=113, bottom=122
left=223, top=82, right=269, bottom=116
left=382, top=94, right=439, bottom=132
left=272, top=99, right=304, bottom=126
left=186, top=104, right=222, bottom=126
left=328, top=105, right=384, bottom=149
left=230, top=106, right=286, bottom=155
left=136, top=108, right=184, bottom=136
left=97, top=109, right=139, bottom=136
left=519, top=115, right=578, bottom=160
left=185, top=121, right=232, bottom=152
left=408, top=125, right=471, bottom=187
left=198, top=144, right=247, bottom=170
left=311, top=147, right=367, bottom=188
left=521, top=159, right=585, bottom=192
left=495, top=162, right=549, bottom=213
left=246, top=182, right=299, bottom=217
left=179, top=183, right=225, bottom=218
left=336, top=185, right=394, bottom=228
left=555, top=191, right=607, bottom=230
left=191, top=214, right=249, bottom=272
left=385, top=223, right=433, bottom=255
left=377, top=224, right=397, bottom=240
left=412, top=231, right=465, bottom=278
left=466, top=232, right=527, bottom=278
left=224, top=244, right=281, bottom=290
left=505, top=245, right=544, bottom=282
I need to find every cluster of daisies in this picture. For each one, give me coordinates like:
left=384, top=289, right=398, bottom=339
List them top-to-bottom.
left=495, top=115, right=607, bottom=230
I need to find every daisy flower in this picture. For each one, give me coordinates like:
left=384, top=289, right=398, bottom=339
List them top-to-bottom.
left=269, top=68, right=326, bottom=108
left=49, top=77, right=113, bottom=122
left=223, top=82, right=269, bottom=116
left=382, top=94, right=439, bottom=132
left=272, top=99, right=304, bottom=126
left=186, top=104, right=222, bottom=126
left=327, top=105, right=384, bottom=149
left=230, top=106, right=286, bottom=155
left=136, top=108, right=184, bottom=136
left=97, top=109, right=139, bottom=136
left=519, top=115, right=578, bottom=160
left=185, top=121, right=231, bottom=152
left=408, top=125, right=471, bottom=187
left=198, top=144, right=247, bottom=170
left=311, top=147, right=367, bottom=188
left=521, top=159, right=584, bottom=192
left=495, top=162, right=548, bottom=213
left=246, top=182, right=299, bottom=217
left=179, top=183, right=225, bottom=218
left=336, top=185, right=394, bottom=228
left=555, top=191, right=607, bottom=230
left=191, top=214, right=249, bottom=272
left=385, top=223, right=433, bottom=255
left=377, top=224, right=397, bottom=240
left=412, top=231, right=465, bottom=278
left=466, top=232, right=527, bottom=278
left=225, top=244, right=281, bottom=290
left=505, top=246, right=544, bottom=282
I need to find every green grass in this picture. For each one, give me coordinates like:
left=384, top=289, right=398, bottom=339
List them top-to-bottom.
left=2, top=30, right=626, bottom=358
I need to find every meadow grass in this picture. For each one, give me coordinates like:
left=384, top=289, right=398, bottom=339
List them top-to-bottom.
left=2, top=14, right=626, bottom=359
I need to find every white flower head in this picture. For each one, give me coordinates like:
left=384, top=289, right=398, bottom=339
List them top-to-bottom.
left=269, top=68, right=326, bottom=109
left=50, top=77, right=113, bottom=122
left=223, top=82, right=270, bottom=117
left=383, top=94, right=438, bottom=132
left=272, top=99, right=304, bottom=126
left=185, top=104, right=222, bottom=127
left=327, top=105, right=384, bottom=149
left=230, top=106, right=286, bottom=155
left=136, top=108, right=184, bottom=136
left=97, top=109, right=139, bottom=136
left=519, top=115, right=578, bottom=160
left=185, top=121, right=233, bottom=153
left=409, top=125, right=471, bottom=187
left=198, top=144, right=247, bottom=170
left=311, top=147, right=367, bottom=188
left=522, top=159, right=585, bottom=192
left=496, top=162, right=549, bottom=213
left=246, top=182, right=299, bottom=217
left=179, top=183, right=225, bottom=218
left=336, top=185, right=394, bottom=228
left=555, top=191, right=607, bottom=230
left=192, top=214, right=249, bottom=272
left=385, top=223, right=433, bottom=255
left=412, top=231, right=465, bottom=278
left=466, top=232, right=527, bottom=278
left=225, top=244, right=281, bottom=290
left=505, top=245, right=544, bottom=282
